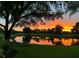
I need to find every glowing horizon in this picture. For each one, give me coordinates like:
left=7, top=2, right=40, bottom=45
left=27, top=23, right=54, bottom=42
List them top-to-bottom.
left=14, top=18, right=74, bottom=32
left=29, top=18, right=74, bottom=32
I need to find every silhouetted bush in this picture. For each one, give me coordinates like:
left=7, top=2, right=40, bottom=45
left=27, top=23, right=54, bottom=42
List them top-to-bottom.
left=23, top=27, right=31, bottom=34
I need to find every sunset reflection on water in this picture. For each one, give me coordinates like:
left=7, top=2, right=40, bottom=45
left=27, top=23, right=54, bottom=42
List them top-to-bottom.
left=15, top=36, right=79, bottom=46
left=29, top=39, right=54, bottom=45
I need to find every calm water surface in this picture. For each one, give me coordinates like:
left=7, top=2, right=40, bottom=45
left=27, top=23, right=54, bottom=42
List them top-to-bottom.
left=15, top=36, right=79, bottom=46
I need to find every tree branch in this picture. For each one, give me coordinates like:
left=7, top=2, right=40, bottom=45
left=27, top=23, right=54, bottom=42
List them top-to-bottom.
left=21, top=2, right=33, bottom=14
left=19, top=12, right=50, bottom=19
left=19, top=14, right=31, bottom=19
left=9, top=18, right=20, bottom=31
left=9, top=21, right=16, bottom=31
left=0, top=24, right=5, bottom=28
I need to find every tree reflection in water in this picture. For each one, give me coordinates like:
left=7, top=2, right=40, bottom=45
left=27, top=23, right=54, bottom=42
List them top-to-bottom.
left=23, top=34, right=31, bottom=44
left=14, top=36, right=79, bottom=46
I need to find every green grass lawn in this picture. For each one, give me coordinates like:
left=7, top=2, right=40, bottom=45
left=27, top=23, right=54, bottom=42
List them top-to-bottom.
left=0, top=32, right=79, bottom=58
left=14, top=44, right=79, bottom=58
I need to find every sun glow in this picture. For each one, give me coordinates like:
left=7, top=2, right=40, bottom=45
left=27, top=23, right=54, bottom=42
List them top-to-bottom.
left=14, top=18, right=74, bottom=32
left=63, top=26, right=73, bottom=32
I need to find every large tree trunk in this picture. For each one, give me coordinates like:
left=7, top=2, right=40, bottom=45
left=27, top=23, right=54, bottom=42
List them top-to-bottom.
left=1, top=12, right=17, bottom=57
left=4, top=13, right=10, bottom=41
left=3, top=18, right=16, bottom=57
left=3, top=30, right=17, bottom=58
left=4, top=30, right=11, bottom=41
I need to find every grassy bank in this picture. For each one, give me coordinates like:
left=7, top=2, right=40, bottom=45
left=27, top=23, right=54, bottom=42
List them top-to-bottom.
left=0, top=32, right=79, bottom=58
left=14, top=44, right=79, bottom=58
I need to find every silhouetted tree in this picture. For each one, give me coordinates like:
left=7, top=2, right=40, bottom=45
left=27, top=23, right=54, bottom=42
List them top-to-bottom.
left=0, top=1, right=66, bottom=57
left=0, top=1, right=66, bottom=41
left=0, top=1, right=49, bottom=41
left=0, top=2, right=52, bottom=57
left=71, top=22, right=79, bottom=34
left=54, top=25, right=63, bottom=34
left=23, top=27, right=31, bottom=33
left=47, top=28, right=51, bottom=33
left=50, top=28, right=55, bottom=34
left=34, top=29, right=40, bottom=33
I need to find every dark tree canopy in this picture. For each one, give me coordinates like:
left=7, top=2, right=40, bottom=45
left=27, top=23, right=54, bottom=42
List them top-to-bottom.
left=0, top=1, right=69, bottom=41
left=0, top=1, right=53, bottom=40
left=0, top=1, right=66, bottom=30
left=0, top=1, right=77, bottom=58
left=14, top=1, right=66, bottom=27
left=66, top=1, right=79, bottom=16
left=71, top=22, right=79, bottom=33
left=54, top=25, right=63, bottom=34
left=23, top=27, right=31, bottom=33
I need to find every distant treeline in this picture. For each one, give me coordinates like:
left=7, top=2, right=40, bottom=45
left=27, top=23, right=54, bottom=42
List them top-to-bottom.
left=23, top=22, right=79, bottom=35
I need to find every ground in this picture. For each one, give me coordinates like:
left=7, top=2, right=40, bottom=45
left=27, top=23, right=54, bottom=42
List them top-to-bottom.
left=0, top=32, right=79, bottom=58
left=14, top=44, right=79, bottom=58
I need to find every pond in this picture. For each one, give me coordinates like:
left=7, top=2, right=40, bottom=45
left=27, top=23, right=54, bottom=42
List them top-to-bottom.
left=14, top=36, right=79, bottom=46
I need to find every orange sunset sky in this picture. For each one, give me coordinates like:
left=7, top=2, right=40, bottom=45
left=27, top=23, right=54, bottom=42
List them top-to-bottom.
left=13, top=13, right=79, bottom=32
left=14, top=18, right=75, bottom=32
left=30, top=18, right=74, bottom=31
